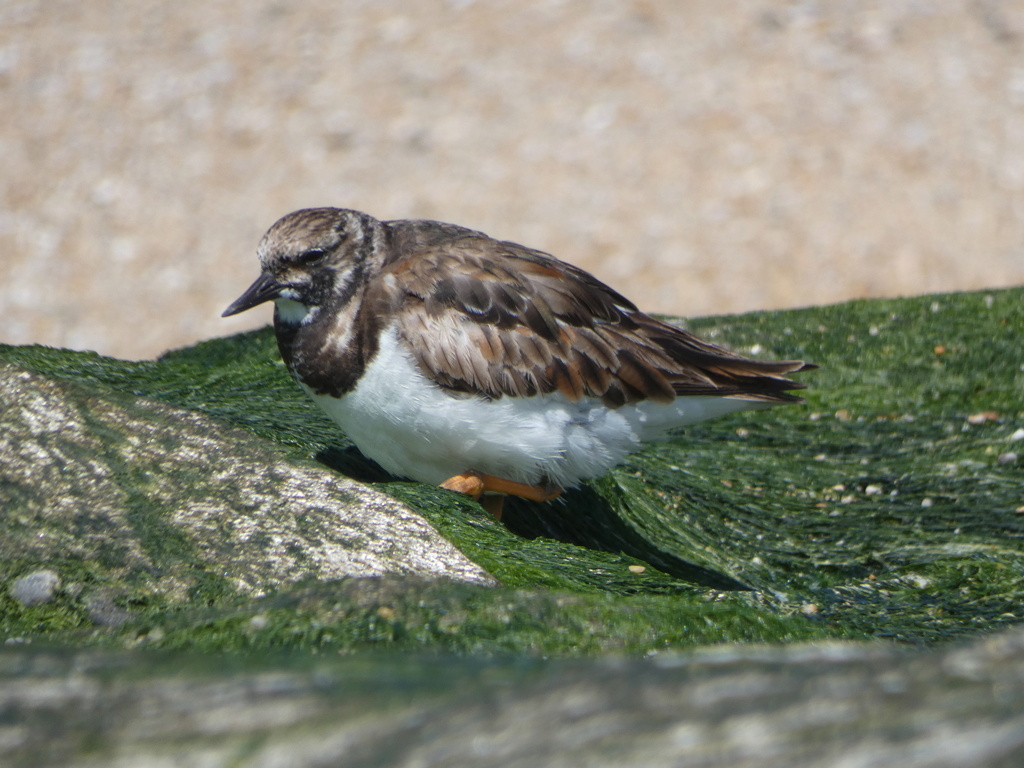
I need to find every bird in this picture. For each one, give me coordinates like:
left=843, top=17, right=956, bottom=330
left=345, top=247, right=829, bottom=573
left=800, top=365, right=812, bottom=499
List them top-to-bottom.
left=223, top=208, right=814, bottom=519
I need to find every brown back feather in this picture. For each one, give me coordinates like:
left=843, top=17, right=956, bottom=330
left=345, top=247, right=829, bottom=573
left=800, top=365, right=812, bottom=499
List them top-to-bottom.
left=384, top=232, right=813, bottom=407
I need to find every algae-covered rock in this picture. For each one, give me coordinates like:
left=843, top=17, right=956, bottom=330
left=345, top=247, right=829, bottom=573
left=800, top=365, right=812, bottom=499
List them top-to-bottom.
left=1, top=287, right=1022, bottom=652
left=1, top=288, right=1023, bottom=766
left=0, top=363, right=494, bottom=625
left=3, top=627, right=1023, bottom=767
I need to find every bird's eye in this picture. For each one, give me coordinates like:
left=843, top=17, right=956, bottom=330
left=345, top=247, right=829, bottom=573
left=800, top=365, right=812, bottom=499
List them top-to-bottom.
left=296, top=248, right=327, bottom=265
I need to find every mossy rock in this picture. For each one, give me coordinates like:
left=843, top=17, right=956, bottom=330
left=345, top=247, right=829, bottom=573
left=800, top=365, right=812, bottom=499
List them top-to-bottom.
left=1, top=287, right=1022, bottom=654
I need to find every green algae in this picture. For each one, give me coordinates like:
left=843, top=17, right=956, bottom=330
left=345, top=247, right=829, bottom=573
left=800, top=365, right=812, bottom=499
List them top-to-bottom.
left=2, top=287, right=1022, bottom=653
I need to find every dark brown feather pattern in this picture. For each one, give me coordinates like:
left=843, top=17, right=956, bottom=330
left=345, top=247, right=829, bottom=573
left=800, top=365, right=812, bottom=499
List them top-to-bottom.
left=377, top=225, right=812, bottom=407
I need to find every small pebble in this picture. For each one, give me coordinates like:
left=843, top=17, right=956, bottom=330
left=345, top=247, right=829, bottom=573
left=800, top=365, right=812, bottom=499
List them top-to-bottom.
left=1009, top=428, right=1024, bottom=442
left=998, top=452, right=1018, bottom=465
left=864, top=485, right=883, bottom=496
left=921, top=498, right=934, bottom=508
left=627, top=565, right=646, bottom=575
left=10, top=569, right=61, bottom=607
left=86, top=593, right=133, bottom=628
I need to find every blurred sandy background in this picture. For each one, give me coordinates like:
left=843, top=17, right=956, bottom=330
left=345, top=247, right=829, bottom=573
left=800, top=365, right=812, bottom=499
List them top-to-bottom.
left=2, top=1, right=1022, bottom=360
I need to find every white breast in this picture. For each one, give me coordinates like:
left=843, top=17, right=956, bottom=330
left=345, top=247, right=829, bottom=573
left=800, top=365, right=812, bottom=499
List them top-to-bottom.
left=303, top=325, right=767, bottom=488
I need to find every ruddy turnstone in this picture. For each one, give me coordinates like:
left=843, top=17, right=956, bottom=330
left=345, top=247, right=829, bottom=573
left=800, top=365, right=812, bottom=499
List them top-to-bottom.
left=223, top=208, right=813, bottom=517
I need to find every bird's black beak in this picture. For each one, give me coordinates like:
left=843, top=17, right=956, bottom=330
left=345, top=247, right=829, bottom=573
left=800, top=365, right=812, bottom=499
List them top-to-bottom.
left=222, top=272, right=282, bottom=317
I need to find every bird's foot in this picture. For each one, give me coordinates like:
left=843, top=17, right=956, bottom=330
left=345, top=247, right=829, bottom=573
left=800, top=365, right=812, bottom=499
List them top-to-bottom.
left=439, top=471, right=563, bottom=521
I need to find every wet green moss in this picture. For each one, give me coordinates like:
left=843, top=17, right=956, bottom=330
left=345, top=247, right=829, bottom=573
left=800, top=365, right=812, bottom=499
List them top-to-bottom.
left=2, top=288, right=1022, bottom=653
left=115, top=576, right=829, bottom=656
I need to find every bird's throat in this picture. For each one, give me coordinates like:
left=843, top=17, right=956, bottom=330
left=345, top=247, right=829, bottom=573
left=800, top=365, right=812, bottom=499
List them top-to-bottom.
left=274, top=297, right=315, bottom=325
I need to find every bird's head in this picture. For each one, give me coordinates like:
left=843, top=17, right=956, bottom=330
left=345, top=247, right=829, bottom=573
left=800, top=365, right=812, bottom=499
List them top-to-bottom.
left=222, top=207, right=385, bottom=325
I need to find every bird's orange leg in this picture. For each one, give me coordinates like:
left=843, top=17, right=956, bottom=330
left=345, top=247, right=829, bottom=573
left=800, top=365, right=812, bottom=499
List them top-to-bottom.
left=439, top=471, right=563, bottom=521
left=479, top=495, right=507, bottom=521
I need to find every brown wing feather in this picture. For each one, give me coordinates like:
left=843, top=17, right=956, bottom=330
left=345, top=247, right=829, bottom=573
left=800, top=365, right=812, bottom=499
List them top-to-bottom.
left=386, top=235, right=813, bottom=406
